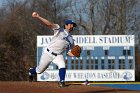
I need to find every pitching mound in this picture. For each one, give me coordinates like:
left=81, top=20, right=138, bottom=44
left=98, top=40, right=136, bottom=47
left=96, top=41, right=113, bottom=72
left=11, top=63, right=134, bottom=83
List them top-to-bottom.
left=0, top=81, right=139, bottom=93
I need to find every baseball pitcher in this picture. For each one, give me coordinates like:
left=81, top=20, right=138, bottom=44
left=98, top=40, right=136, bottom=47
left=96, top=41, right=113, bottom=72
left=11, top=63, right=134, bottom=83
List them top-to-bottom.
left=29, top=12, right=81, bottom=88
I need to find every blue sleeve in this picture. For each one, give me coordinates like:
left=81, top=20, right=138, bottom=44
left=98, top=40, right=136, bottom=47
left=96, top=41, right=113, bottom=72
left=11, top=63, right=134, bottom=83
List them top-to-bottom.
left=65, top=35, right=75, bottom=53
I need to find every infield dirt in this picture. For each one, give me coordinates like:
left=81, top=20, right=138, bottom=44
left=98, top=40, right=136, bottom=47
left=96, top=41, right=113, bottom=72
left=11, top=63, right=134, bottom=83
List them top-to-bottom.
left=0, top=81, right=139, bottom=93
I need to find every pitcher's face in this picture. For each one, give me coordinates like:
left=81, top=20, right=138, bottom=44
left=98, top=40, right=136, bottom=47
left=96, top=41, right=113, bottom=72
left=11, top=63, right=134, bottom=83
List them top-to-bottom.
left=65, top=24, right=74, bottom=31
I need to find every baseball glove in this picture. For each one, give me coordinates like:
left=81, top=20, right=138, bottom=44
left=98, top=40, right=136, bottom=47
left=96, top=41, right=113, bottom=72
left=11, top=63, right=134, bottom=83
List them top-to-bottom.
left=71, top=45, right=81, bottom=57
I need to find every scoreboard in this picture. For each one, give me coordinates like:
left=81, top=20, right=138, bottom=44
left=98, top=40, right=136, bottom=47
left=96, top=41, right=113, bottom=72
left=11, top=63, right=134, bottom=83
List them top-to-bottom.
left=37, top=35, right=135, bottom=81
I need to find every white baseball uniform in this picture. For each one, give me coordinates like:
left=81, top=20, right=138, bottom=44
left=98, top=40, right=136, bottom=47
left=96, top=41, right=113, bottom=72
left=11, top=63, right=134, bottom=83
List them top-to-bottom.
left=36, top=24, right=74, bottom=74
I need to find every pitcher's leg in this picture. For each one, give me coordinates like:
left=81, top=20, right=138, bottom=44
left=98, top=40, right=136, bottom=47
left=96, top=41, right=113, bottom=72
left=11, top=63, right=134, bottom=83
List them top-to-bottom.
left=29, top=52, right=52, bottom=81
left=36, top=53, right=52, bottom=73
left=53, top=55, right=67, bottom=87
left=53, top=55, right=65, bottom=69
left=59, top=68, right=66, bottom=82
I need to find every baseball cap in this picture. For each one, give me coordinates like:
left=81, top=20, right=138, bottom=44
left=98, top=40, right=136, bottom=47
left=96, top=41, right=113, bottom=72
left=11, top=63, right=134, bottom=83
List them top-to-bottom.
left=65, top=19, right=77, bottom=27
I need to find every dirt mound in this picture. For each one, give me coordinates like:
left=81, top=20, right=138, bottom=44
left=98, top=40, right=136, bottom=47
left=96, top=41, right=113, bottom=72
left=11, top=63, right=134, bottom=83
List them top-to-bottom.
left=0, top=81, right=139, bottom=93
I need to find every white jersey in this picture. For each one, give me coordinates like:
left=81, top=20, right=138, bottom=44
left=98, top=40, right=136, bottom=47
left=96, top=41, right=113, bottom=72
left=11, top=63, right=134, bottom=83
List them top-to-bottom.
left=43, top=24, right=74, bottom=54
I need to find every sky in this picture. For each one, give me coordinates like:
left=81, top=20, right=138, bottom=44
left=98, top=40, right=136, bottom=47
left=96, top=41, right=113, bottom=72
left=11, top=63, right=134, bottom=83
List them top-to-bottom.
left=0, top=0, right=5, bottom=7
left=0, top=0, right=2, bottom=7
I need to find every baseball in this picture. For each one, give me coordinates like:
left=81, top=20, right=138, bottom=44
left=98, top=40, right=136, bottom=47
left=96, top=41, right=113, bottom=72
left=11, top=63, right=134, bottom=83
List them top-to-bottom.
left=32, top=12, right=37, bottom=17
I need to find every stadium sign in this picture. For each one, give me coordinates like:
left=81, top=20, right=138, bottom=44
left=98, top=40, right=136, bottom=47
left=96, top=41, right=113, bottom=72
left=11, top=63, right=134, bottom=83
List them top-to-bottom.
left=37, top=35, right=135, bottom=81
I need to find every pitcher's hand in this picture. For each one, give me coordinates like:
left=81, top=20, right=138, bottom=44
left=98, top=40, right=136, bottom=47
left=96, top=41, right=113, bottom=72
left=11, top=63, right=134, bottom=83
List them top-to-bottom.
left=32, top=12, right=39, bottom=18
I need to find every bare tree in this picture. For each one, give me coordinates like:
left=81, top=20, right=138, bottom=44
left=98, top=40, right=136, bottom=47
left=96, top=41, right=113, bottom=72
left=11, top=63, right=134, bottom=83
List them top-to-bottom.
left=0, top=0, right=76, bottom=80
left=0, top=0, right=140, bottom=81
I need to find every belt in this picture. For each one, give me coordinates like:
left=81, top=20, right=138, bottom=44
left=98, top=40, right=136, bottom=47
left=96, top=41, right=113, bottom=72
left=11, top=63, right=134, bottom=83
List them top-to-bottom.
left=47, top=48, right=57, bottom=56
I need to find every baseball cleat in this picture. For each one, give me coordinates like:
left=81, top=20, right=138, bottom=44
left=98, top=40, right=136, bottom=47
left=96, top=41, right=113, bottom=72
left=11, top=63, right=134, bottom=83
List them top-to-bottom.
left=28, top=68, right=34, bottom=82
left=29, top=75, right=33, bottom=82
left=58, top=82, right=68, bottom=88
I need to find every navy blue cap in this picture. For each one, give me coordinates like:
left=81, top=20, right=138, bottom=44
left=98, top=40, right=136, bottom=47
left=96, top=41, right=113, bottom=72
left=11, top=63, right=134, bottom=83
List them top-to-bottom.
left=65, top=19, right=76, bottom=27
